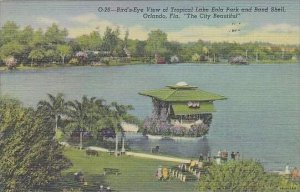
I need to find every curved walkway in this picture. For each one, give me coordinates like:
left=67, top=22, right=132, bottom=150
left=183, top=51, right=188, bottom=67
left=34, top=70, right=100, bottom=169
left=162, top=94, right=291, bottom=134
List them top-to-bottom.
left=87, top=146, right=190, bottom=163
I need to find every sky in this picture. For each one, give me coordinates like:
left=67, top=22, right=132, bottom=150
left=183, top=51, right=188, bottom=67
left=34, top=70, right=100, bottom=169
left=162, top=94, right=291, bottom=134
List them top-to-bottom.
left=0, top=0, right=299, bottom=45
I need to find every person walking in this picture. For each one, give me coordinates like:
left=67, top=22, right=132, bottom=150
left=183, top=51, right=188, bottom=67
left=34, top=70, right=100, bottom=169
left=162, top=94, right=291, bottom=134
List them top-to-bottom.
left=231, top=152, right=235, bottom=160
left=236, top=152, right=240, bottom=160
left=199, top=153, right=204, bottom=161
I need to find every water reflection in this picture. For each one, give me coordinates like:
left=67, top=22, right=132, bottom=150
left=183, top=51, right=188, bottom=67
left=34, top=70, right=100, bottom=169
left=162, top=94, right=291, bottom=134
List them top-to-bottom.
left=125, top=133, right=210, bottom=158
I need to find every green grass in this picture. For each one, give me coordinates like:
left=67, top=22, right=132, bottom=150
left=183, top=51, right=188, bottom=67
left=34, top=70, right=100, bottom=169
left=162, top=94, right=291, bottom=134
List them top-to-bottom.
left=62, top=148, right=198, bottom=192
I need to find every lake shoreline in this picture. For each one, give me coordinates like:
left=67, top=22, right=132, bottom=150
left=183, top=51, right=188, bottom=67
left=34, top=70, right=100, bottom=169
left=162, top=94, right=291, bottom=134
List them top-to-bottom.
left=0, top=61, right=299, bottom=72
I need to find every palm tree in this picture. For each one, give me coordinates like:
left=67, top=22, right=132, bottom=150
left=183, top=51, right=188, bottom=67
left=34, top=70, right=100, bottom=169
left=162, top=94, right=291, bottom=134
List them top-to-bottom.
left=37, top=93, right=66, bottom=133
left=65, top=95, right=106, bottom=149
left=65, top=98, right=87, bottom=150
left=110, top=102, right=134, bottom=155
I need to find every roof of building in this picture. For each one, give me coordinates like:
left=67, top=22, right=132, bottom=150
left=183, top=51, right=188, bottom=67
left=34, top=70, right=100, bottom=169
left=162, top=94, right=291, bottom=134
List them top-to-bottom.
left=139, top=82, right=226, bottom=102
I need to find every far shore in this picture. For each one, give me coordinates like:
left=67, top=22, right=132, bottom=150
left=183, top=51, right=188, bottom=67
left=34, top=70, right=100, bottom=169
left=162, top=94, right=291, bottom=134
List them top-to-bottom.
left=0, top=60, right=299, bottom=72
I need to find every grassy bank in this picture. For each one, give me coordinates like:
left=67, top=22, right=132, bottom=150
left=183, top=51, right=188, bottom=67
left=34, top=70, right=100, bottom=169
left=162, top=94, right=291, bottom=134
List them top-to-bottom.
left=0, top=64, right=63, bottom=71
left=61, top=148, right=198, bottom=192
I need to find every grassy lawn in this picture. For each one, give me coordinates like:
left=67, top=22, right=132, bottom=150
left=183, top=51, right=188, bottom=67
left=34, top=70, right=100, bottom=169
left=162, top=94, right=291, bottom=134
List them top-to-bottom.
left=62, top=148, right=198, bottom=192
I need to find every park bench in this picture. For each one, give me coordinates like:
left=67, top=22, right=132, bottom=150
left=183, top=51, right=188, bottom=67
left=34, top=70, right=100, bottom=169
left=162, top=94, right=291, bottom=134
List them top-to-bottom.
left=103, top=168, right=120, bottom=175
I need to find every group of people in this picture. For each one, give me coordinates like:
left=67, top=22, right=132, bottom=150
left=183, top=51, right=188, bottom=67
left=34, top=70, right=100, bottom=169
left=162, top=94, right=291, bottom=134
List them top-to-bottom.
left=213, top=150, right=241, bottom=164
left=216, top=150, right=241, bottom=161
left=230, top=151, right=240, bottom=160
left=198, top=153, right=212, bottom=162
left=155, top=166, right=170, bottom=180
left=74, top=171, right=85, bottom=182
left=98, top=185, right=111, bottom=192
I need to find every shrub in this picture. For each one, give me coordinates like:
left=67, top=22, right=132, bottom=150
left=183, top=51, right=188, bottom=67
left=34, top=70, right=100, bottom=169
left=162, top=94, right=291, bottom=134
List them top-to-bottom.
left=4, top=56, right=17, bottom=70
left=69, top=58, right=79, bottom=65
left=199, top=160, right=300, bottom=192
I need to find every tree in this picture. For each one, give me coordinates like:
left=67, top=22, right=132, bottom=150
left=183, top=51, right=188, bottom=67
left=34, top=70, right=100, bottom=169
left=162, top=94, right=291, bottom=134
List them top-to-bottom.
left=0, top=21, right=19, bottom=45
left=45, top=23, right=68, bottom=45
left=18, top=25, right=34, bottom=45
left=101, top=27, right=120, bottom=55
left=30, top=28, right=45, bottom=48
left=145, top=29, right=168, bottom=57
left=124, top=30, right=129, bottom=48
left=75, top=31, right=102, bottom=51
left=88, top=31, right=102, bottom=50
left=75, top=34, right=90, bottom=51
left=134, top=40, right=146, bottom=58
left=0, top=41, right=24, bottom=62
left=165, top=41, right=182, bottom=59
left=57, top=44, right=72, bottom=64
left=28, top=48, right=45, bottom=67
left=44, top=49, right=58, bottom=63
left=192, top=53, right=200, bottom=62
left=37, top=93, right=66, bottom=133
left=65, top=96, right=91, bottom=149
left=65, top=96, right=134, bottom=150
left=0, top=98, right=71, bottom=191
left=109, top=102, right=134, bottom=154
left=110, top=102, right=134, bottom=124
left=199, top=160, right=300, bottom=192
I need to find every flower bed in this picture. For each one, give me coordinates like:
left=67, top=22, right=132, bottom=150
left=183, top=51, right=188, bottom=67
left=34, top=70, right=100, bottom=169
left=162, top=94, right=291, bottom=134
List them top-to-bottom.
left=142, top=115, right=211, bottom=137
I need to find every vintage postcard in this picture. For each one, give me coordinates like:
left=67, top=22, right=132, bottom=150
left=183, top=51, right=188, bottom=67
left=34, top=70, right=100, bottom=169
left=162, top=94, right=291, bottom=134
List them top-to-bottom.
left=0, top=0, right=299, bottom=191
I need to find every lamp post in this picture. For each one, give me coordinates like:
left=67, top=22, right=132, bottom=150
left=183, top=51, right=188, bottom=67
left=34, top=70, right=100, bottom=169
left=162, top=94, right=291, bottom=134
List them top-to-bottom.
left=115, top=133, right=119, bottom=156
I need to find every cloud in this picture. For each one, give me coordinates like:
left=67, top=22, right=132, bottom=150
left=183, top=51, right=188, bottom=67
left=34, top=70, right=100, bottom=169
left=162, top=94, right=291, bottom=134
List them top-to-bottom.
left=66, top=13, right=299, bottom=45
left=67, top=13, right=151, bottom=40
left=68, top=13, right=125, bottom=38
left=69, top=13, right=98, bottom=24
left=36, top=17, right=59, bottom=25
left=167, top=24, right=300, bottom=45
left=239, top=24, right=300, bottom=44
left=261, top=24, right=299, bottom=33
left=128, top=25, right=149, bottom=40
left=168, top=25, right=234, bottom=43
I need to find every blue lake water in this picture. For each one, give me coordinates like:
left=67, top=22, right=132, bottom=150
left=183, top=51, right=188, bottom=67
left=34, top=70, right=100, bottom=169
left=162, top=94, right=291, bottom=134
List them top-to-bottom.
left=1, top=63, right=299, bottom=171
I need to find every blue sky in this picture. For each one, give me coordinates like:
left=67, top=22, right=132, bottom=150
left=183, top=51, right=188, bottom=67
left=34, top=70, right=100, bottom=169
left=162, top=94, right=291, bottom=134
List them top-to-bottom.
left=1, top=0, right=299, bottom=44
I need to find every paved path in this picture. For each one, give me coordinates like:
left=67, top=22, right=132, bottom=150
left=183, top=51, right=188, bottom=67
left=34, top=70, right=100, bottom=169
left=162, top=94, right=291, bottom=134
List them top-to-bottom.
left=87, top=146, right=190, bottom=163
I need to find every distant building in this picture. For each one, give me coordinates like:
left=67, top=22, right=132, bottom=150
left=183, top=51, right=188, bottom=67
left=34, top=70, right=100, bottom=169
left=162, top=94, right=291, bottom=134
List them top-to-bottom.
left=123, top=47, right=131, bottom=58
left=155, top=53, right=166, bottom=64
left=170, top=55, right=179, bottom=63
left=228, top=56, right=248, bottom=65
